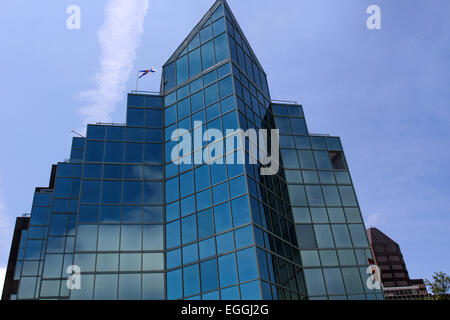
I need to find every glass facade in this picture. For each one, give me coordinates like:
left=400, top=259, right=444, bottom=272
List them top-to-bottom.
left=6, top=0, right=383, bottom=300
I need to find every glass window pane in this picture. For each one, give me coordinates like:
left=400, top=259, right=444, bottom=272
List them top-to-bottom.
left=212, top=3, right=224, bottom=20
left=213, top=17, right=226, bottom=36
left=200, top=25, right=212, bottom=43
left=215, top=33, right=230, bottom=63
left=201, top=41, right=215, bottom=71
left=189, top=48, right=202, bottom=78
left=176, top=55, right=188, bottom=85
left=164, top=62, right=176, bottom=91
left=219, top=76, right=233, bottom=98
left=204, top=83, right=219, bottom=106
left=177, top=98, right=190, bottom=120
left=191, top=98, right=205, bottom=122
left=127, top=108, right=145, bottom=127
left=146, top=109, right=162, bottom=128
left=275, top=117, right=291, bottom=134
left=291, top=118, right=308, bottom=135
left=85, top=141, right=104, bottom=162
left=125, top=143, right=143, bottom=163
left=282, top=149, right=299, bottom=169
left=298, top=150, right=316, bottom=169
left=314, top=151, right=332, bottom=169
left=180, top=171, right=194, bottom=198
left=335, top=171, right=351, bottom=184
left=166, top=177, right=179, bottom=203
left=81, top=180, right=101, bottom=204
left=101, top=181, right=122, bottom=204
left=123, top=181, right=143, bottom=204
left=144, top=182, right=163, bottom=205
left=213, top=182, right=229, bottom=205
left=287, top=185, right=307, bottom=206
left=305, top=185, right=324, bottom=206
left=322, top=186, right=341, bottom=206
left=338, top=186, right=357, bottom=206
left=196, top=189, right=212, bottom=211
left=181, top=196, right=196, bottom=217
left=231, top=196, right=251, bottom=227
left=166, top=202, right=180, bottom=222
left=214, top=202, right=232, bottom=233
left=100, top=206, right=120, bottom=223
left=144, top=206, right=164, bottom=223
left=292, top=207, right=311, bottom=223
left=310, top=207, right=328, bottom=223
left=328, top=208, right=346, bottom=223
left=344, top=208, right=362, bottom=223
left=198, top=209, right=214, bottom=239
left=182, top=215, right=197, bottom=244
left=166, top=220, right=180, bottom=249
left=349, top=224, right=369, bottom=247
left=76, top=225, right=98, bottom=251
left=98, top=225, right=120, bottom=251
left=121, top=225, right=142, bottom=251
left=143, top=225, right=163, bottom=250
left=235, top=225, right=253, bottom=249
left=295, top=225, right=317, bottom=249
left=314, top=225, right=335, bottom=248
left=332, top=225, right=352, bottom=248
left=216, top=232, right=233, bottom=254
left=199, top=238, right=216, bottom=259
left=183, top=243, right=198, bottom=265
left=237, top=248, right=258, bottom=282
left=167, top=249, right=181, bottom=269
left=319, top=250, right=339, bottom=267
left=338, top=250, right=357, bottom=266
left=74, top=253, right=96, bottom=272
left=96, top=253, right=119, bottom=272
left=120, top=253, right=141, bottom=272
left=218, top=253, right=238, bottom=287
left=43, top=254, right=64, bottom=278
left=200, top=259, right=219, bottom=293
left=184, top=264, right=200, bottom=297
left=324, top=268, right=346, bottom=295
left=341, top=268, right=364, bottom=294
left=167, top=269, right=182, bottom=300
left=304, top=269, right=326, bottom=296
left=143, top=273, right=164, bottom=300
left=70, top=274, right=94, bottom=300
left=94, top=274, right=118, bottom=300
left=119, top=274, right=141, bottom=300
left=18, top=277, right=37, bottom=299
left=40, top=280, right=60, bottom=297
left=240, top=280, right=261, bottom=300
left=221, top=285, right=240, bottom=300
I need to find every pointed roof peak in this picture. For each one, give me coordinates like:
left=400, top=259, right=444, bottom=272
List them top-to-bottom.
left=163, top=0, right=265, bottom=74
left=163, top=0, right=225, bottom=67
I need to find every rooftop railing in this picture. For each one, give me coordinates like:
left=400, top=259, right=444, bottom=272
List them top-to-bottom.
left=130, top=90, right=161, bottom=95
left=271, top=99, right=299, bottom=105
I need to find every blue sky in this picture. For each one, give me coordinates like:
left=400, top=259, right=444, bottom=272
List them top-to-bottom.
left=0, top=0, right=449, bottom=291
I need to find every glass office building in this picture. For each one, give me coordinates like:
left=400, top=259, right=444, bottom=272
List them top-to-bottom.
left=4, top=0, right=383, bottom=300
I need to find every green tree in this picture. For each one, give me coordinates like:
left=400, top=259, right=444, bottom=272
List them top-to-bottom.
left=425, top=271, right=450, bottom=300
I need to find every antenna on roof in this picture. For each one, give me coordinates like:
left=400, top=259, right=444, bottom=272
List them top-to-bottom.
left=71, top=130, right=85, bottom=138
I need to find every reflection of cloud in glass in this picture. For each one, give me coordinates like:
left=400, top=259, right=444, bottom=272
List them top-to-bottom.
left=144, top=182, right=163, bottom=205
left=144, top=225, right=163, bottom=250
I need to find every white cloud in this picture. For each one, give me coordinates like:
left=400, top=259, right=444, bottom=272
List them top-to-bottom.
left=79, top=0, right=149, bottom=126
left=365, top=213, right=383, bottom=228
left=0, top=267, right=6, bottom=298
